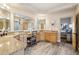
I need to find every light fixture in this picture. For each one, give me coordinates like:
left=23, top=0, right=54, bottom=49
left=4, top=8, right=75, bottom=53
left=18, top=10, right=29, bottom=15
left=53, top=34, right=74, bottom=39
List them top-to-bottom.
left=0, top=4, right=10, bottom=10
left=3, top=4, right=10, bottom=9
left=3, top=4, right=7, bottom=7
left=0, top=6, right=5, bottom=9
left=38, top=14, right=46, bottom=20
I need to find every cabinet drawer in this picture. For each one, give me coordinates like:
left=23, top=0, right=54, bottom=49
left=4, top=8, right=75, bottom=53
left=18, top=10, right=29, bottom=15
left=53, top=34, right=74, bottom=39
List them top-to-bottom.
left=50, top=36, right=57, bottom=43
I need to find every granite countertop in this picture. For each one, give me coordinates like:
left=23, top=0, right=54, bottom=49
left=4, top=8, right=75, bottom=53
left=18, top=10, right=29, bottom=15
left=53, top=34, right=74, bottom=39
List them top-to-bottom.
left=0, top=34, right=26, bottom=55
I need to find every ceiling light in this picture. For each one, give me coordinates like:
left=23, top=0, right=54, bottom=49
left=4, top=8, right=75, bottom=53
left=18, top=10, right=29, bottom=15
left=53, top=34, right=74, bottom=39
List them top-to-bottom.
left=3, top=4, right=10, bottom=9
left=3, top=4, right=7, bottom=7
left=0, top=6, right=5, bottom=9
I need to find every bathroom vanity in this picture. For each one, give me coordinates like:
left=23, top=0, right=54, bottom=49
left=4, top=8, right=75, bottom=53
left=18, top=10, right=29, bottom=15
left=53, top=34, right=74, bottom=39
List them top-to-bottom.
left=36, top=30, right=58, bottom=43
left=0, top=33, right=26, bottom=55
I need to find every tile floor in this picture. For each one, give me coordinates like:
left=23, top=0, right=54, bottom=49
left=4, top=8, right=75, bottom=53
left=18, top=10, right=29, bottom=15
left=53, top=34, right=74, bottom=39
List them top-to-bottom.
left=25, top=42, right=79, bottom=55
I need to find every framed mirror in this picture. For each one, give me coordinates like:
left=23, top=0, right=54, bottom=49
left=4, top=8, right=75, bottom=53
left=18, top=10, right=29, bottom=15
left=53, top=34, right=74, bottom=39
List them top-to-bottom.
left=0, top=8, right=10, bottom=31
left=37, top=19, right=45, bottom=30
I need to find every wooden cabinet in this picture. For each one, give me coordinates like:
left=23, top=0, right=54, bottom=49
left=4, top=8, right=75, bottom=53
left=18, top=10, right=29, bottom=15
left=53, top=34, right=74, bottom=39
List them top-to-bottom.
left=36, top=30, right=58, bottom=43
left=36, top=30, right=45, bottom=41
left=45, top=31, right=57, bottom=43
left=36, top=32, right=40, bottom=41
left=45, top=32, right=50, bottom=41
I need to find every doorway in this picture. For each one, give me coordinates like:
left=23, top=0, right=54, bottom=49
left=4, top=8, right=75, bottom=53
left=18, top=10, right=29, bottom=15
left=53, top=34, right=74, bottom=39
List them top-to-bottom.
left=76, top=14, right=79, bottom=51
left=60, top=17, right=72, bottom=44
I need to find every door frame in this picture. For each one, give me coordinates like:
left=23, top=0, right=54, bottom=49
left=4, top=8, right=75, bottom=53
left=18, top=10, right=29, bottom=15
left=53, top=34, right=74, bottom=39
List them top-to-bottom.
left=76, top=14, right=79, bottom=51
left=60, top=17, right=73, bottom=43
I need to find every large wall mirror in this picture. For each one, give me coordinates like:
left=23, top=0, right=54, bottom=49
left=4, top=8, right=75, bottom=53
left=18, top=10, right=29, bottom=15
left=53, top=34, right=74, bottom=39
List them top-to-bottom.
left=0, top=8, right=10, bottom=31
left=14, top=14, right=33, bottom=31
left=37, top=15, right=46, bottom=30
left=0, top=19, right=10, bottom=30
left=0, top=19, right=3, bottom=29
left=21, top=19, right=30, bottom=30
left=37, top=19, right=46, bottom=30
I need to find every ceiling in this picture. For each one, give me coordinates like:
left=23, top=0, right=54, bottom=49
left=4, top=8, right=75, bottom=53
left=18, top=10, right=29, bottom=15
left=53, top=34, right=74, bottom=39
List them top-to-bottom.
left=7, top=3, right=77, bottom=14
left=25, top=3, right=61, bottom=11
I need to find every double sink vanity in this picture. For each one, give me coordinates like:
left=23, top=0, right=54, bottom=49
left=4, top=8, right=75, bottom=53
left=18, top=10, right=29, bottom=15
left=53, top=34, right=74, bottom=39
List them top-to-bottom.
left=0, top=30, right=58, bottom=55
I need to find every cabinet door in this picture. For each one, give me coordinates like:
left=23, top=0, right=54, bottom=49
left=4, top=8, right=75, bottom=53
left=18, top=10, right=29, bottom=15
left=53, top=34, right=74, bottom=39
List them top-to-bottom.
left=40, top=31, right=45, bottom=41
left=45, top=32, right=50, bottom=41
left=45, top=32, right=57, bottom=43
left=36, top=33, right=40, bottom=41
left=50, top=33, right=57, bottom=43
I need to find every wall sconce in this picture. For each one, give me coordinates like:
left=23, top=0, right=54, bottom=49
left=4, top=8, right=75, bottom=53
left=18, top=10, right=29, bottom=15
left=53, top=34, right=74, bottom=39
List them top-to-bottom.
left=51, top=20, right=55, bottom=26
left=52, top=23, right=54, bottom=25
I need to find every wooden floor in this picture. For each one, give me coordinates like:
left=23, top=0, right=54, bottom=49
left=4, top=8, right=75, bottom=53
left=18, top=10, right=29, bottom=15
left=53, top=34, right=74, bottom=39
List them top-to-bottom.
left=25, top=42, right=79, bottom=55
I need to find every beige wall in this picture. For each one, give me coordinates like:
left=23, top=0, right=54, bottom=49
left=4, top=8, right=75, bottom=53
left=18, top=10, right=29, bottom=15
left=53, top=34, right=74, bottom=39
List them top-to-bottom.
left=10, top=7, right=35, bottom=20
left=0, top=8, right=9, bottom=17
left=46, top=8, right=75, bottom=42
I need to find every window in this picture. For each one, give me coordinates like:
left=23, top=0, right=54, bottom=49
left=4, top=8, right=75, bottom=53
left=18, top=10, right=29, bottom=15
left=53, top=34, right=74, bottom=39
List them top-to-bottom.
left=60, top=17, right=72, bottom=33
left=14, top=21, right=20, bottom=30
